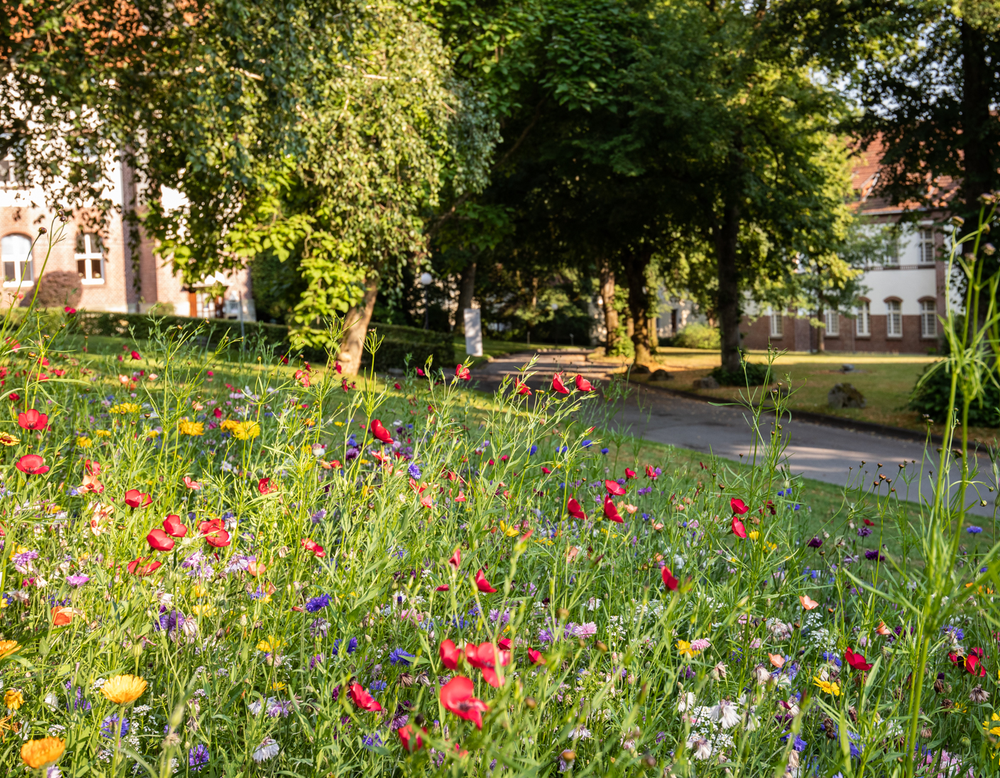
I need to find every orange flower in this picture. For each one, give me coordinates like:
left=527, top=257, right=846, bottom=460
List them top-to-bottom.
left=799, top=595, right=819, bottom=610
left=21, top=737, right=64, bottom=768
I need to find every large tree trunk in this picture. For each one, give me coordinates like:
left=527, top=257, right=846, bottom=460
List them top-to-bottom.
left=714, top=195, right=742, bottom=373
left=622, top=249, right=654, bottom=364
left=598, top=259, right=619, bottom=352
left=453, top=260, right=477, bottom=333
left=339, top=275, right=379, bottom=375
left=816, top=305, right=825, bottom=353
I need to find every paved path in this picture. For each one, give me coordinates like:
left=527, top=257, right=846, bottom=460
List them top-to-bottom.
left=471, top=351, right=998, bottom=516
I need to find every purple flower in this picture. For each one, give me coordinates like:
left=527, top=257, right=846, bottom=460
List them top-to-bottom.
left=408, top=464, right=422, bottom=479
left=857, top=526, right=872, bottom=537
left=967, top=526, right=983, bottom=534
left=807, top=537, right=822, bottom=548
left=864, top=550, right=883, bottom=561
left=66, top=574, right=90, bottom=586
left=305, top=594, right=331, bottom=612
left=389, top=648, right=415, bottom=666
left=101, top=714, right=129, bottom=739
left=188, top=744, right=210, bottom=772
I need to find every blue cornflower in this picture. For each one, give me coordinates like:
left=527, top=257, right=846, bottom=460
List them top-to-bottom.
left=581, top=439, right=592, bottom=448
left=529, top=445, right=537, bottom=455
left=601, top=448, right=609, bottom=455
left=408, top=463, right=422, bottom=479
left=967, top=525, right=983, bottom=534
left=305, top=594, right=331, bottom=612
left=347, top=637, right=358, bottom=654
left=389, top=648, right=416, bottom=666
left=370, top=680, right=387, bottom=692
left=101, top=714, right=129, bottom=739
left=793, top=736, right=807, bottom=752
left=189, top=744, right=210, bottom=772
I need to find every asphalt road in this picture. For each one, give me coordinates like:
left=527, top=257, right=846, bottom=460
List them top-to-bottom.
left=469, top=350, right=998, bottom=516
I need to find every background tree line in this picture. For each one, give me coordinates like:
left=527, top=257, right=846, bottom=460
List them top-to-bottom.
left=2, top=0, right=997, bottom=372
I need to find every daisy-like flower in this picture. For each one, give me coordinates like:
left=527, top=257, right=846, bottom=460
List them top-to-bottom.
left=178, top=419, right=205, bottom=436
left=0, top=431, right=19, bottom=446
left=100, top=674, right=147, bottom=705
left=813, top=676, right=841, bottom=697
left=5, top=689, right=24, bottom=710
left=709, top=699, right=741, bottom=729
left=21, top=737, right=65, bottom=769
left=252, top=737, right=280, bottom=763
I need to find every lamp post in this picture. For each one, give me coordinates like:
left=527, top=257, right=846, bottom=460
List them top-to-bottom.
left=419, top=272, right=433, bottom=330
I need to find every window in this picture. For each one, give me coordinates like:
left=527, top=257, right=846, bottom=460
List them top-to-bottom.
left=919, top=229, right=935, bottom=264
left=75, top=232, right=105, bottom=283
left=1, top=234, right=32, bottom=286
left=886, top=236, right=900, bottom=267
left=920, top=299, right=937, bottom=338
left=886, top=300, right=902, bottom=337
left=856, top=301, right=870, bottom=336
left=769, top=308, right=783, bottom=338
left=824, top=310, right=840, bottom=337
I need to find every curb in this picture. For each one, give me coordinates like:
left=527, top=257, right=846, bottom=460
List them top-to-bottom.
left=630, top=380, right=993, bottom=455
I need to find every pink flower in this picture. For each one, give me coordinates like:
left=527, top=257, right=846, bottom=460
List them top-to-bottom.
left=16, top=454, right=49, bottom=475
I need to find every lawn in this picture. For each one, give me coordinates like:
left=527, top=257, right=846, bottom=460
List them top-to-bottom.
left=597, top=347, right=1000, bottom=444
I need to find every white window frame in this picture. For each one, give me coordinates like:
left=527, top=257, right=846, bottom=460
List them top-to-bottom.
left=918, top=229, right=935, bottom=264
left=75, top=233, right=105, bottom=285
left=1, top=234, right=33, bottom=287
left=886, top=236, right=900, bottom=267
left=920, top=299, right=937, bottom=338
left=886, top=300, right=902, bottom=338
left=856, top=301, right=870, bottom=336
left=769, top=308, right=783, bottom=338
left=824, top=310, right=839, bottom=337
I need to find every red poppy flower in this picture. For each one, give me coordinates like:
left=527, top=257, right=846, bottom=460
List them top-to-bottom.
left=455, top=364, right=471, bottom=380
left=551, top=373, right=569, bottom=394
left=574, top=374, right=593, bottom=392
left=515, top=380, right=532, bottom=395
left=17, top=409, right=48, bottom=431
left=370, top=419, right=393, bottom=444
left=16, top=454, right=49, bottom=475
left=85, top=459, right=100, bottom=476
left=645, top=464, right=658, bottom=479
left=624, top=468, right=636, bottom=479
left=258, top=477, right=277, bottom=495
left=605, top=480, right=626, bottom=496
left=125, top=489, right=152, bottom=508
left=603, top=495, right=623, bottom=524
left=567, top=498, right=587, bottom=520
left=730, top=498, right=749, bottom=515
left=163, top=514, right=188, bottom=538
left=731, top=516, right=747, bottom=538
left=198, top=518, right=224, bottom=534
left=863, top=518, right=875, bottom=526
left=147, top=528, right=175, bottom=552
left=205, top=529, right=231, bottom=548
left=300, top=538, right=326, bottom=558
left=448, top=547, right=461, bottom=569
left=127, top=557, right=162, bottom=576
left=662, top=566, right=679, bottom=591
left=474, top=569, right=497, bottom=593
left=435, top=584, right=450, bottom=591
left=52, top=606, right=75, bottom=626
left=440, top=639, right=462, bottom=670
left=465, top=641, right=511, bottom=687
left=528, top=648, right=546, bottom=665
left=844, top=648, right=873, bottom=672
left=439, top=676, right=489, bottom=729
left=348, top=683, right=383, bottom=712
left=398, top=723, right=425, bottom=752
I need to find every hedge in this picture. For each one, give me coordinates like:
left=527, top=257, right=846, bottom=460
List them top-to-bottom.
left=67, top=311, right=454, bottom=371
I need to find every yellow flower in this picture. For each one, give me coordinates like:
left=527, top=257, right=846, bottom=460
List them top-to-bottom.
left=109, top=403, right=141, bottom=414
left=178, top=418, right=204, bottom=436
left=220, top=419, right=239, bottom=434
left=223, top=419, right=261, bottom=440
left=334, top=421, right=344, bottom=427
left=94, top=429, right=112, bottom=438
left=146, top=429, right=160, bottom=439
left=0, top=432, right=19, bottom=446
left=76, top=436, right=92, bottom=448
left=498, top=521, right=520, bottom=538
left=748, top=531, right=759, bottom=541
left=192, top=584, right=208, bottom=598
left=191, top=604, right=217, bottom=617
left=257, top=637, right=284, bottom=653
left=0, top=640, right=20, bottom=660
left=677, top=640, right=701, bottom=658
left=100, top=674, right=147, bottom=705
left=813, top=676, right=841, bottom=696
left=4, top=689, right=23, bottom=710
left=984, top=712, right=1000, bottom=737
left=21, top=737, right=65, bottom=769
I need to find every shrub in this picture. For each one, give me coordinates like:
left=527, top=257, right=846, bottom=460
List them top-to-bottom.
left=31, top=271, right=82, bottom=309
left=673, top=322, right=720, bottom=350
left=711, top=359, right=771, bottom=386
left=908, top=359, right=1000, bottom=427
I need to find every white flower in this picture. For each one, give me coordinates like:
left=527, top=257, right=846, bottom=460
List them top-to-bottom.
left=677, top=692, right=696, bottom=712
left=44, top=693, right=59, bottom=710
left=710, top=699, right=741, bottom=729
left=688, top=736, right=712, bottom=760
left=252, top=737, right=280, bottom=762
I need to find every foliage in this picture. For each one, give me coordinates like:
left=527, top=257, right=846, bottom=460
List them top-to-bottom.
left=673, top=323, right=721, bottom=351
left=710, top=359, right=772, bottom=387
left=908, top=359, right=1000, bottom=427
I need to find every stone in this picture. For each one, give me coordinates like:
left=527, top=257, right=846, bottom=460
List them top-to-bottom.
left=631, top=363, right=651, bottom=375
left=841, top=364, right=855, bottom=373
left=650, top=369, right=673, bottom=381
left=693, top=376, right=720, bottom=390
left=828, top=383, right=865, bottom=409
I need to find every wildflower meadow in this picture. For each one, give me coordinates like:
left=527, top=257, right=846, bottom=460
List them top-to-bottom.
left=2, top=206, right=1000, bottom=778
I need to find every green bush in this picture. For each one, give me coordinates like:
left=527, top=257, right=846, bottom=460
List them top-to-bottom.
left=68, top=312, right=454, bottom=370
left=673, top=322, right=721, bottom=350
left=711, top=359, right=771, bottom=386
left=908, top=359, right=1000, bottom=427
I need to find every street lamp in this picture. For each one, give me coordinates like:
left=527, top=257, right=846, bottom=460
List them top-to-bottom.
left=419, top=272, right=433, bottom=330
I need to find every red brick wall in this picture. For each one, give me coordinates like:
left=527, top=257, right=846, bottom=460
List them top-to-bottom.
left=740, top=312, right=940, bottom=353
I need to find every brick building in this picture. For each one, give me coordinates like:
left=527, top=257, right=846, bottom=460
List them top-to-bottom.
left=740, top=139, right=953, bottom=354
left=0, top=155, right=254, bottom=320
